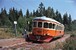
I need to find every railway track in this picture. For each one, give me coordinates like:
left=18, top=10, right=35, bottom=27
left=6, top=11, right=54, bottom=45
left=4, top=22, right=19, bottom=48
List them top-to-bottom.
left=0, top=34, right=70, bottom=50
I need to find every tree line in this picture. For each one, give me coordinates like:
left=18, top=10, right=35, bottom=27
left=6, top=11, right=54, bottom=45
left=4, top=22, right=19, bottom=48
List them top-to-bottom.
left=0, top=2, right=75, bottom=32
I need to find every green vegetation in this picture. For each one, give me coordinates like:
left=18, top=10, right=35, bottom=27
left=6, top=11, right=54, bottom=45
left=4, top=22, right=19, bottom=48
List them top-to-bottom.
left=0, top=2, right=76, bottom=49
left=0, top=2, right=75, bottom=33
left=0, top=28, right=22, bottom=39
left=62, top=31, right=76, bottom=50
left=63, top=36, right=76, bottom=50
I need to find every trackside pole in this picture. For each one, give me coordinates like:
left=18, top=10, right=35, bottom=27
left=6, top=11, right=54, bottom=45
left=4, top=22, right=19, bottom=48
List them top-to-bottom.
left=14, top=21, right=17, bottom=37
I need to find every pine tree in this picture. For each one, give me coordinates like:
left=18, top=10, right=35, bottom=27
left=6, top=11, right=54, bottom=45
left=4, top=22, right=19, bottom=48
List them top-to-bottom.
left=38, top=2, right=44, bottom=16
left=9, top=7, right=19, bottom=23
left=43, top=7, right=46, bottom=16
left=46, top=7, right=52, bottom=17
left=0, top=8, right=12, bottom=26
left=0, top=8, right=7, bottom=25
left=1, top=8, right=7, bottom=22
left=50, top=8, right=55, bottom=18
left=18, top=9, right=23, bottom=17
left=26, top=9, right=29, bottom=18
left=36, top=9, right=39, bottom=17
left=45, top=9, right=48, bottom=17
left=33, top=10, right=36, bottom=17
left=55, top=10, right=62, bottom=23
left=29, top=12, right=33, bottom=17
left=63, top=13, right=69, bottom=25
left=63, top=13, right=71, bottom=31
left=68, top=14, right=72, bottom=31
left=68, top=14, right=72, bottom=24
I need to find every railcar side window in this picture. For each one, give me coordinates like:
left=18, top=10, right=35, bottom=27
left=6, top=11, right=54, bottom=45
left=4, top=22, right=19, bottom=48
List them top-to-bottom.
left=33, top=22, right=37, bottom=27
left=38, top=22, right=42, bottom=28
left=44, top=22, right=48, bottom=28
left=49, top=23, right=52, bottom=28
left=53, top=24, right=55, bottom=29
left=56, top=25, right=63, bottom=30
left=56, top=25, right=58, bottom=30
left=60, top=26, right=62, bottom=30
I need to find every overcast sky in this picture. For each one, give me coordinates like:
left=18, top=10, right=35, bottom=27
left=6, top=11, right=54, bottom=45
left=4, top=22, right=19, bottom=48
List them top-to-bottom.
left=0, top=0, right=76, bottom=20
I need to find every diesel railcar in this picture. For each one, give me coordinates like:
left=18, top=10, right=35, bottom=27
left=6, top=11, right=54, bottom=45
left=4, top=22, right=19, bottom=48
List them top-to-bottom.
left=28, top=16, right=64, bottom=42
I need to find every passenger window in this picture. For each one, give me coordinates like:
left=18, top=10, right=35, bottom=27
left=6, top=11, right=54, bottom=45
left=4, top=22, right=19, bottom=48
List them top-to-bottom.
left=33, top=22, right=36, bottom=27
left=38, top=22, right=42, bottom=28
left=44, top=22, right=48, bottom=28
left=49, top=23, right=52, bottom=28
left=52, top=24, right=55, bottom=29
left=56, top=25, right=62, bottom=30
left=56, top=25, right=59, bottom=30
left=58, top=26, right=59, bottom=30
left=60, top=27, right=62, bottom=30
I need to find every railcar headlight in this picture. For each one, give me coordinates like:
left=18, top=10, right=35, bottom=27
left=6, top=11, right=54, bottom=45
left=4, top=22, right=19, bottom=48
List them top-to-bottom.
left=47, top=33, right=50, bottom=35
left=44, top=34, right=46, bottom=35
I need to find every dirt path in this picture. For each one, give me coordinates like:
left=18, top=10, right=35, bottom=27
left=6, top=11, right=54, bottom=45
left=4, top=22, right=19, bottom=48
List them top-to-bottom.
left=0, top=34, right=70, bottom=50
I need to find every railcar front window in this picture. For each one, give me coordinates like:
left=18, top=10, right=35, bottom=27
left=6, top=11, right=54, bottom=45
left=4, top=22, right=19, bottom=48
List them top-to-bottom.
left=33, top=22, right=37, bottom=27
left=38, top=22, right=42, bottom=28
left=44, top=22, right=48, bottom=28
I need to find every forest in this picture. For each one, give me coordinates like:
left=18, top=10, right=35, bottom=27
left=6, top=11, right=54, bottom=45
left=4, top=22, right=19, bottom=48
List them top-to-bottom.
left=0, top=2, right=76, bottom=33
left=0, top=2, right=76, bottom=50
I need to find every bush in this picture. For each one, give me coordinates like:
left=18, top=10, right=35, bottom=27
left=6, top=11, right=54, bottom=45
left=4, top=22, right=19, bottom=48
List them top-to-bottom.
left=63, top=37, right=76, bottom=50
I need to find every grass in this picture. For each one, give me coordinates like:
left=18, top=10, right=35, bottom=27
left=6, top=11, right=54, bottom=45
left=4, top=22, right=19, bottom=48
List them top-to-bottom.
left=0, top=28, right=22, bottom=39
left=65, top=30, right=76, bottom=36
left=51, top=31, right=76, bottom=50
left=62, top=31, right=76, bottom=50
left=63, top=36, right=76, bottom=50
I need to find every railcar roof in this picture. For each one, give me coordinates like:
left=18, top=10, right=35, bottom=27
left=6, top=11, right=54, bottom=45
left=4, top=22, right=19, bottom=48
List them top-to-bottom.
left=33, top=16, right=64, bottom=26
left=34, top=16, right=59, bottom=23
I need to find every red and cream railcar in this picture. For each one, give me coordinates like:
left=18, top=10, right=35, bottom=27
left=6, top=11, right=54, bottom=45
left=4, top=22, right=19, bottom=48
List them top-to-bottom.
left=28, top=16, right=64, bottom=42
